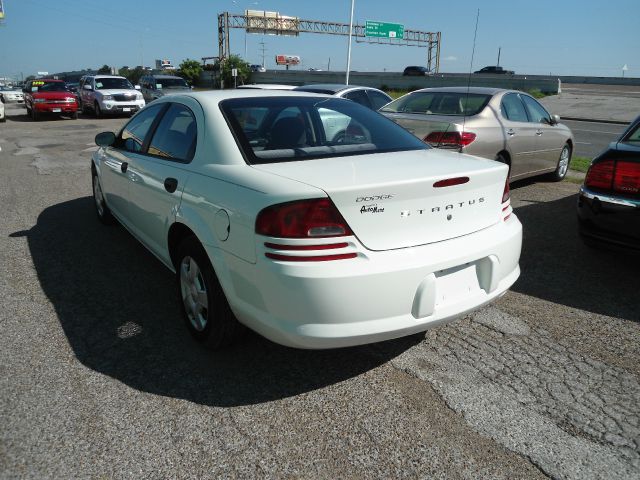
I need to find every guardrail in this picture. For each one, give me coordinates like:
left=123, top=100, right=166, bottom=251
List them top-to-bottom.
left=201, top=70, right=560, bottom=93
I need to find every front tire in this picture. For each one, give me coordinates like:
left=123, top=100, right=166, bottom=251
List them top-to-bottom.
left=95, top=102, right=102, bottom=118
left=31, top=107, right=39, bottom=121
left=550, top=144, right=571, bottom=181
left=92, top=170, right=114, bottom=225
left=175, top=236, right=243, bottom=350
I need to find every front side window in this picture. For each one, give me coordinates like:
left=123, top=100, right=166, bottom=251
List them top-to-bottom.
left=156, top=78, right=189, bottom=89
left=501, top=93, right=528, bottom=122
left=522, top=95, right=550, bottom=124
left=220, top=97, right=428, bottom=164
left=118, top=104, right=165, bottom=153
left=147, top=104, right=197, bottom=161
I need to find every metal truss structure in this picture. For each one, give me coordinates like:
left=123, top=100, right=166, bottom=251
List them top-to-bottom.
left=218, top=12, right=441, bottom=73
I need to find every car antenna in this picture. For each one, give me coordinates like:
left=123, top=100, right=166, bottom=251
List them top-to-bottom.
left=462, top=8, right=480, bottom=142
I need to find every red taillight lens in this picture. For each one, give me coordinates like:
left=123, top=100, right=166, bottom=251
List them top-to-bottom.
left=424, top=131, right=477, bottom=147
left=585, top=160, right=614, bottom=190
left=613, top=161, right=640, bottom=195
left=502, top=179, right=510, bottom=203
left=256, top=198, right=353, bottom=238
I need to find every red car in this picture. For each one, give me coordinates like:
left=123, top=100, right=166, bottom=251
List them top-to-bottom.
left=23, top=79, right=78, bottom=120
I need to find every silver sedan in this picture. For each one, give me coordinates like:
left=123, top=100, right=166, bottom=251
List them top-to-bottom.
left=380, top=87, right=574, bottom=182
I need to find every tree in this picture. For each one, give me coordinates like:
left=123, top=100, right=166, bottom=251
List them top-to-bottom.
left=217, top=54, right=251, bottom=88
left=177, top=59, right=203, bottom=87
left=98, top=64, right=111, bottom=74
left=118, top=66, right=144, bottom=85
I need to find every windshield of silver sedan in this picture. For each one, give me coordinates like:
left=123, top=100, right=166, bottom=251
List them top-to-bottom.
left=220, top=97, right=428, bottom=164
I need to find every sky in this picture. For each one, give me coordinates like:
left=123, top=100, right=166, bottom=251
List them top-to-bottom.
left=0, top=0, right=638, bottom=81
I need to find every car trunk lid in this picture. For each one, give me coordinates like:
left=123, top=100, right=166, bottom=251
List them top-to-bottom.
left=252, top=149, right=508, bottom=251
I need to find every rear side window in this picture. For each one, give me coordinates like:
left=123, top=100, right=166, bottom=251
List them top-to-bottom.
left=343, top=89, right=372, bottom=109
left=368, top=90, right=392, bottom=110
left=501, top=93, right=528, bottom=122
left=118, top=104, right=165, bottom=153
left=147, top=104, right=197, bottom=161
left=625, top=124, right=640, bottom=142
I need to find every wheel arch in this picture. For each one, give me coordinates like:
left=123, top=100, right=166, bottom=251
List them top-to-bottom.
left=167, top=222, right=199, bottom=269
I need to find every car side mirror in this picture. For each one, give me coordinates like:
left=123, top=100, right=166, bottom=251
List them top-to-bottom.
left=83, top=84, right=93, bottom=91
left=134, top=85, right=141, bottom=90
left=550, top=114, right=560, bottom=125
left=95, top=131, right=116, bottom=147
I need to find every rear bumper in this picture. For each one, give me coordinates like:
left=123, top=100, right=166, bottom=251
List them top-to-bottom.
left=577, top=187, right=640, bottom=250
left=211, top=214, right=522, bottom=349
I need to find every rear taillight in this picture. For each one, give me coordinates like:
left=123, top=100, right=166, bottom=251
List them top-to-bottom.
left=424, top=131, right=477, bottom=147
left=585, top=159, right=640, bottom=196
left=585, top=160, right=614, bottom=190
left=613, top=161, right=640, bottom=195
left=501, top=178, right=511, bottom=221
left=256, top=198, right=352, bottom=238
left=257, top=199, right=356, bottom=262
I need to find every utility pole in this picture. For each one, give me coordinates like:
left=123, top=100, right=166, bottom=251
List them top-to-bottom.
left=345, top=0, right=355, bottom=84
left=259, top=40, right=267, bottom=68
left=497, top=47, right=501, bottom=67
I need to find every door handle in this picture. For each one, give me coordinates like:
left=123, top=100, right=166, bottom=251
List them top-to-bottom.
left=506, top=129, right=515, bottom=136
left=120, top=162, right=128, bottom=173
left=164, top=177, right=178, bottom=193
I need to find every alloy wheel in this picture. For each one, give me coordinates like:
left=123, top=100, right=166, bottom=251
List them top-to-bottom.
left=180, top=256, right=209, bottom=332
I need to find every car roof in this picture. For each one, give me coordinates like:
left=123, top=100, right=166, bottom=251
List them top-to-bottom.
left=147, top=74, right=183, bottom=79
left=92, top=75, right=127, bottom=79
left=36, top=78, right=64, bottom=83
left=237, top=84, right=297, bottom=90
left=294, top=84, right=373, bottom=94
left=408, top=86, right=506, bottom=95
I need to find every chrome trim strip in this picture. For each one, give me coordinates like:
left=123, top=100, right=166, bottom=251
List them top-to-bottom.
left=579, top=187, right=640, bottom=208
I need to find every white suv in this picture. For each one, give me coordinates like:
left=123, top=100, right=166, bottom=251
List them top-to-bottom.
left=78, top=75, right=145, bottom=117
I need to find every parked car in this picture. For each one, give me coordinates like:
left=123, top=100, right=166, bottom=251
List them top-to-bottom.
left=250, top=64, right=266, bottom=73
left=403, top=66, right=430, bottom=76
left=474, top=66, right=515, bottom=75
left=139, top=74, right=191, bottom=103
left=78, top=75, right=145, bottom=117
left=23, top=79, right=79, bottom=120
left=237, top=84, right=297, bottom=90
left=293, top=84, right=392, bottom=110
left=0, top=86, right=24, bottom=104
left=380, top=87, right=574, bottom=182
left=90, top=90, right=522, bottom=349
left=0, top=97, right=5, bottom=122
left=577, top=115, right=640, bottom=250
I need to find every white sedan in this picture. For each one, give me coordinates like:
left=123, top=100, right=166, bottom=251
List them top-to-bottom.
left=0, top=87, right=24, bottom=104
left=91, top=90, right=522, bottom=349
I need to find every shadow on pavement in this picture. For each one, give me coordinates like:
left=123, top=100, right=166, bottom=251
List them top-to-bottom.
left=512, top=189, right=640, bottom=323
left=16, top=197, right=420, bottom=407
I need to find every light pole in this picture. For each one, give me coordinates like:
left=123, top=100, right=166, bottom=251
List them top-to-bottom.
left=233, top=0, right=258, bottom=60
left=345, top=0, right=355, bottom=84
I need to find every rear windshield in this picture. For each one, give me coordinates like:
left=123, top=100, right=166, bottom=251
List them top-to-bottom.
left=95, top=78, right=134, bottom=90
left=157, top=78, right=189, bottom=89
left=380, top=92, right=491, bottom=116
left=220, top=97, right=428, bottom=165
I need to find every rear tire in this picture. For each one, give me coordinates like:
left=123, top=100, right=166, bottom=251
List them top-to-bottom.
left=549, top=144, right=571, bottom=182
left=495, top=152, right=511, bottom=178
left=175, top=236, right=244, bottom=350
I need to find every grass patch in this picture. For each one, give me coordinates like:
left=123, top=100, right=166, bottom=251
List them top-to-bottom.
left=571, top=156, right=592, bottom=173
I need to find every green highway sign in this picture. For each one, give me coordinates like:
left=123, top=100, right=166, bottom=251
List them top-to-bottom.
left=365, top=20, right=404, bottom=39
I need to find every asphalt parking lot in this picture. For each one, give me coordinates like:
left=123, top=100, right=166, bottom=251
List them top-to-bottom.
left=1, top=103, right=639, bottom=479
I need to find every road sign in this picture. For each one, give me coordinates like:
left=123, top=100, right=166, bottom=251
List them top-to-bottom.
left=365, top=20, right=404, bottom=39
left=231, top=68, right=238, bottom=77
